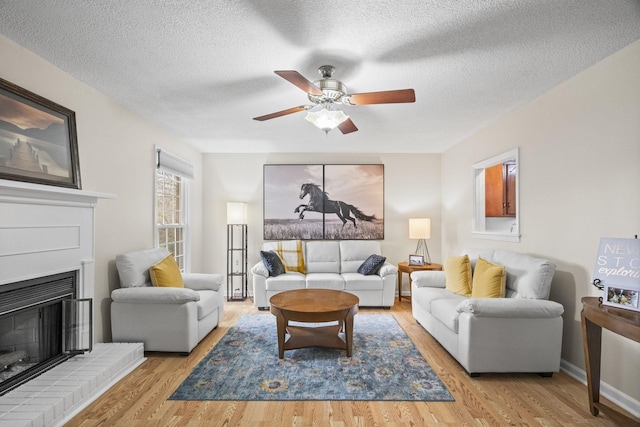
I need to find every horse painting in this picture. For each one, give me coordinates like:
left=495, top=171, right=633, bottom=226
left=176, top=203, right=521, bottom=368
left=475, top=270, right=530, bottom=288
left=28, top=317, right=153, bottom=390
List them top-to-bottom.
left=294, top=183, right=376, bottom=228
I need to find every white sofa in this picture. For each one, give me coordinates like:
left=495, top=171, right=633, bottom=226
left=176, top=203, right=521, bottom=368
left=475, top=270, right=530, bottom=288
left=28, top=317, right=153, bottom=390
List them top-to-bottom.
left=251, top=240, right=397, bottom=309
left=111, top=248, right=225, bottom=354
left=411, top=248, right=564, bottom=376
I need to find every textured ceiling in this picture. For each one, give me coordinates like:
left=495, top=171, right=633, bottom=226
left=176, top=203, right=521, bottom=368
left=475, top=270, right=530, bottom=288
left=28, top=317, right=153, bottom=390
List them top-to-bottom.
left=1, top=0, right=639, bottom=154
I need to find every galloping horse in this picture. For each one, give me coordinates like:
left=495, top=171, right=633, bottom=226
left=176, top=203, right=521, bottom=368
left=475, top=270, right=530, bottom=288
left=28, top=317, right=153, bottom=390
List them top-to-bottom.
left=294, top=183, right=376, bottom=228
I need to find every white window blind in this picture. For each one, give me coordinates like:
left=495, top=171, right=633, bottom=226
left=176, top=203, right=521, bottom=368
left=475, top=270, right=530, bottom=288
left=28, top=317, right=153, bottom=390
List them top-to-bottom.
left=156, top=148, right=194, bottom=180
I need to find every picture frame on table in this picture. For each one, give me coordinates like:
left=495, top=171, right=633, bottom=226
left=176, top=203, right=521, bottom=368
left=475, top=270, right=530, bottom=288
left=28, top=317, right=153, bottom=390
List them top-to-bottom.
left=0, top=78, right=81, bottom=189
left=408, top=254, right=424, bottom=266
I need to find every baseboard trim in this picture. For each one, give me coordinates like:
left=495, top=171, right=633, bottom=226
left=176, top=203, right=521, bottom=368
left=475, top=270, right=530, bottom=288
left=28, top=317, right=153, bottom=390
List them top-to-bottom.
left=560, top=359, right=640, bottom=418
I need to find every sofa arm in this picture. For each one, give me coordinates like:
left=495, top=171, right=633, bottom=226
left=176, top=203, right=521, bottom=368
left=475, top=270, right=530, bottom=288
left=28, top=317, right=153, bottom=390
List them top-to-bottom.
left=251, top=261, right=269, bottom=277
left=378, top=262, right=398, bottom=277
left=411, top=271, right=446, bottom=288
left=182, top=273, right=223, bottom=291
left=111, top=287, right=200, bottom=304
left=456, top=298, right=564, bottom=318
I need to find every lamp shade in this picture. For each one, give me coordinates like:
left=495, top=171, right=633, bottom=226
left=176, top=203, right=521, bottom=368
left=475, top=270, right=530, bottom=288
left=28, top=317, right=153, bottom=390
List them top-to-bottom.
left=227, top=202, right=247, bottom=224
left=409, top=218, right=431, bottom=239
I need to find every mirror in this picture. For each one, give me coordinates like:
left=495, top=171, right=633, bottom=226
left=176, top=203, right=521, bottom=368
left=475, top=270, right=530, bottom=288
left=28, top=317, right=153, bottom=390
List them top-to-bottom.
left=472, top=148, right=520, bottom=242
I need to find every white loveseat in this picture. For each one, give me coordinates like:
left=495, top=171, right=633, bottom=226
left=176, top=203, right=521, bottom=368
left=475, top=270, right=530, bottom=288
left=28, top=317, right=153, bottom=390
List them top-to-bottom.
left=251, top=240, right=397, bottom=309
left=111, top=248, right=225, bottom=354
left=411, top=249, right=564, bottom=376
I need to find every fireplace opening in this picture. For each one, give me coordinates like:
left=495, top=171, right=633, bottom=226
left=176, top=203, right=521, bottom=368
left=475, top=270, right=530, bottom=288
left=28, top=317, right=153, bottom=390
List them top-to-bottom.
left=0, top=271, right=91, bottom=396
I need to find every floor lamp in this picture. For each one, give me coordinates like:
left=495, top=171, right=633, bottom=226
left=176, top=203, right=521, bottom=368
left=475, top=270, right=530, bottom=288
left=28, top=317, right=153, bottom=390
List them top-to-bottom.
left=227, top=202, right=248, bottom=301
left=409, top=218, right=432, bottom=265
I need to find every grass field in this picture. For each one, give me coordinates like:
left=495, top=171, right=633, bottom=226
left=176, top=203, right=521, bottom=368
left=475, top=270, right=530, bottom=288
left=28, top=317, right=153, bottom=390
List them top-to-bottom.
left=264, top=218, right=384, bottom=240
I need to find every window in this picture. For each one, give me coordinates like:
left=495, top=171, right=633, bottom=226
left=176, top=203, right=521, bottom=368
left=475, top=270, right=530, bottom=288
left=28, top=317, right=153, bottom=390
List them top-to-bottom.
left=155, top=148, right=194, bottom=272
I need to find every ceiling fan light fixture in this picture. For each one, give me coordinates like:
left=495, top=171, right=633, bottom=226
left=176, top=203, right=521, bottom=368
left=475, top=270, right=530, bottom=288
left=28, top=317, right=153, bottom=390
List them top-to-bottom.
left=305, top=108, right=349, bottom=134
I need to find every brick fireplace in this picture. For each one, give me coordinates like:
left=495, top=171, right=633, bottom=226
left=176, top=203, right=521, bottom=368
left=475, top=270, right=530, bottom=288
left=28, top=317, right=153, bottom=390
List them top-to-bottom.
left=0, top=179, right=144, bottom=426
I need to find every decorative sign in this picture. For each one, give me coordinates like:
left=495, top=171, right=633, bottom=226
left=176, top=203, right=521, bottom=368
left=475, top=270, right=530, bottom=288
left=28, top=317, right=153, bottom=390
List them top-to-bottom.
left=593, top=237, right=640, bottom=312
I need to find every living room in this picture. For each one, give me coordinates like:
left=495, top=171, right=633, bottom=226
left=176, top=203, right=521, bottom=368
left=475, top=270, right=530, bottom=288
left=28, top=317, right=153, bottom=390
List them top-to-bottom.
left=1, top=2, right=639, bottom=426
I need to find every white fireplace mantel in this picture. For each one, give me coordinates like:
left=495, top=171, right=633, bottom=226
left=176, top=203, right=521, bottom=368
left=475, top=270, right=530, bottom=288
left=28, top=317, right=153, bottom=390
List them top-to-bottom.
left=0, top=179, right=115, bottom=296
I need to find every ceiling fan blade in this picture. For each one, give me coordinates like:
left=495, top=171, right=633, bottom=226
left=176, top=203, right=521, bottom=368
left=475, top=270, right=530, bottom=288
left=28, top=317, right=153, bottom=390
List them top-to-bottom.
left=274, top=70, right=323, bottom=96
left=347, top=89, right=416, bottom=105
left=253, top=105, right=310, bottom=121
left=338, top=118, right=358, bottom=134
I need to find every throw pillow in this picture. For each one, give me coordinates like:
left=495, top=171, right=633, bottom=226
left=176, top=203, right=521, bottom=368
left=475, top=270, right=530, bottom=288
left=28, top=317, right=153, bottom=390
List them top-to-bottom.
left=260, top=250, right=285, bottom=277
left=149, top=254, right=184, bottom=288
left=357, top=254, right=386, bottom=275
left=444, top=255, right=472, bottom=296
left=472, top=257, right=506, bottom=298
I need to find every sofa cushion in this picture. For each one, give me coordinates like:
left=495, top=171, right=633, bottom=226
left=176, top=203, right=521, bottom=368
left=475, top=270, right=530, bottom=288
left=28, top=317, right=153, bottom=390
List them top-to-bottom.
left=263, top=240, right=306, bottom=273
left=305, top=241, right=340, bottom=273
left=340, top=241, right=382, bottom=273
left=116, top=248, right=170, bottom=288
left=462, top=248, right=496, bottom=271
left=260, top=250, right=285, bottom=277
left=492, top=250, right=556, bottom=299
left=149, top=254, right=184, bottom=288
left=357, top=254, right=386, bottom=275
left=444, top=255, right=472, bottom=296
left=471, top=257, right=506, bottom=298
left=342, top=272, right=383, bottom=291
left=264, top=273, right=306, bottom=291
left=306, top=273, right=344, bottom=290
left=412, top=286, right=462, bottom=312
left=431, top=298, right=463, bottom=333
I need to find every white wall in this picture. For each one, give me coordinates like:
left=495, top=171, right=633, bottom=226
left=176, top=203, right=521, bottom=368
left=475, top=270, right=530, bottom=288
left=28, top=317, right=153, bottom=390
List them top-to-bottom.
left=0, top=35, right=204, bottom=343
left=441, top=40, right=640, bottom=402
left=202, top=153, right=442, bottom=297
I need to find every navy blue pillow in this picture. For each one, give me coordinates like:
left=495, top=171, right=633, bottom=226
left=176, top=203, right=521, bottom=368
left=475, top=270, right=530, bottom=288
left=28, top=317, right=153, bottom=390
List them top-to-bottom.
left=260, top=250, right=285, bottom=277
left=357, top=254, right=386, bottom=275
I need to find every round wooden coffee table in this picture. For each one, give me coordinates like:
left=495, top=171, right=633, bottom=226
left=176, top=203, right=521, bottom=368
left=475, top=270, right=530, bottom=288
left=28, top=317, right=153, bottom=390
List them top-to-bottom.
left=269, top=289, right=359, bottom=359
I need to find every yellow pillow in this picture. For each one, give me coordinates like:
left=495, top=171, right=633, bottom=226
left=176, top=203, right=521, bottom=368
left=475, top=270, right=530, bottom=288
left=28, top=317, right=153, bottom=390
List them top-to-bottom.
left=149, top=254, right=184, bottom=288
left=444, top=255, right=472, bottom=296
left=471, top=257, right=506, bottom=298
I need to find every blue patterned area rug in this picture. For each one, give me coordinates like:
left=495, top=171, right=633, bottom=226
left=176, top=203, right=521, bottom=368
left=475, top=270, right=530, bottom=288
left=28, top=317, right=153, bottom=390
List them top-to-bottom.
left=169, top=314, right=454, bottom=401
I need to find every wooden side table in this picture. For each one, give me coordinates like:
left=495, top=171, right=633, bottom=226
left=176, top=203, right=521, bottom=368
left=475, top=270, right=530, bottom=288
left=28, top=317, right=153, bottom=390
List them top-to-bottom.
left=397, top=262, right=443, bottom=302
left=581, top=296, right=640, bottom=426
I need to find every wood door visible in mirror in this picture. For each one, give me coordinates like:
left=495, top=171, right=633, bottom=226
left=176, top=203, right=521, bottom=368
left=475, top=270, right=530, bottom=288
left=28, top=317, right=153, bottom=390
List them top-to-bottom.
left=485, top=161, right=516, bottom=217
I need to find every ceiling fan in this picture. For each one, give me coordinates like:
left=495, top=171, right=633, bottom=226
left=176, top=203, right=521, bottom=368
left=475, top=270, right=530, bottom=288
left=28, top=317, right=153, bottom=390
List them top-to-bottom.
left=253, top=65, right=416, bottom=134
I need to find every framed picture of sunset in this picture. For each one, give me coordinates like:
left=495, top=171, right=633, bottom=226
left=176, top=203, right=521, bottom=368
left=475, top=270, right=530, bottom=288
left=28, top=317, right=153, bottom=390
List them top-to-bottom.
left=0, top=78, right=81, bottom=189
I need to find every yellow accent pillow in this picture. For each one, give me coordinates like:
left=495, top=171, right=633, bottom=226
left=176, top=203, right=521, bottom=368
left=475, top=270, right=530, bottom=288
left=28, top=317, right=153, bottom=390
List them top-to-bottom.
left=149, top=254, right=184, bottom=288
left=444, top=255, right=472, bottom=296
left=471, top=257, right=506, bottom=298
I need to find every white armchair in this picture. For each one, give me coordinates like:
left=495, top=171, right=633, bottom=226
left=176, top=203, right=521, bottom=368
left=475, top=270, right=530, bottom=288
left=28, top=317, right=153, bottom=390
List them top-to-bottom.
left=111, top=248, right=224, bottom=354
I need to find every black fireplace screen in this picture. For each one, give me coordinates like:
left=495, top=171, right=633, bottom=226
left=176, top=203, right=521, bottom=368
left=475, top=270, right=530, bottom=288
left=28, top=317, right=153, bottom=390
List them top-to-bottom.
left=0, top=271, right=92, bottom=395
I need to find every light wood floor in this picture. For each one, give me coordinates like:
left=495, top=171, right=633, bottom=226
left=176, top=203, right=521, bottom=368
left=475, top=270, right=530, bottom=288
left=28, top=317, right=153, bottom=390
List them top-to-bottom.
left=67, top=299, right=628, bottom=426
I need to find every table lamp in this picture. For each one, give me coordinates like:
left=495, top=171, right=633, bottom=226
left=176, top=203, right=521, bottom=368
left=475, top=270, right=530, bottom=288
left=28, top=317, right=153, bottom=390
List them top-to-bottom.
left=409, top=218, right=431, bottom=265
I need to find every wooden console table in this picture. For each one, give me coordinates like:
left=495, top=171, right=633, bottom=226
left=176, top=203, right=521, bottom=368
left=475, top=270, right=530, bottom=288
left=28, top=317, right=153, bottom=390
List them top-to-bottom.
left=581, top=296, right=640, bottom=426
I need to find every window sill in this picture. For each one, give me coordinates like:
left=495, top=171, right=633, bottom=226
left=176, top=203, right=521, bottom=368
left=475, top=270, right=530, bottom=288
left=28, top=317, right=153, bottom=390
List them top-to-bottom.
left=471, top=231, right=521, bottom=243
